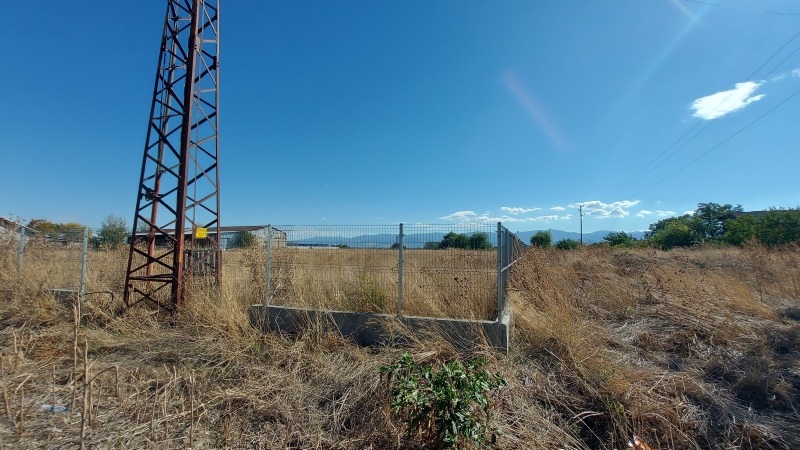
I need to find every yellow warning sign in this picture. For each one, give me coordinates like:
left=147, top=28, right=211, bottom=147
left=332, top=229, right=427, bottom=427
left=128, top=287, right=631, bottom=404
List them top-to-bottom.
left=194, top=227, right=208, bottom=239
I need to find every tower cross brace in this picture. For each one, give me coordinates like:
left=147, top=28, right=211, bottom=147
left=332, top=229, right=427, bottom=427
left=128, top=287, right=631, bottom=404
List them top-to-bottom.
left=124, top=0, right=221, bottom=312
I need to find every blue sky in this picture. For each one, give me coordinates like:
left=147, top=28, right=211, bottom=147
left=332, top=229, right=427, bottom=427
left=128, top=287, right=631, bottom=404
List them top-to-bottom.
left=2, top=0, right=799, bottom=233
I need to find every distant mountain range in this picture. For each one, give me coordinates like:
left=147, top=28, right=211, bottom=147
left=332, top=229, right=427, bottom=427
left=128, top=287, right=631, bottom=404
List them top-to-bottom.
left=289, top=229, right=646, bottom=248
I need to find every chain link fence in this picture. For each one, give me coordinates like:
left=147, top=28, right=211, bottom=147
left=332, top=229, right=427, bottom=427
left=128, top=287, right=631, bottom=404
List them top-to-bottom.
left=9, top=223, right=526, bottom=321
left=224, top=223, right=526, bottom=321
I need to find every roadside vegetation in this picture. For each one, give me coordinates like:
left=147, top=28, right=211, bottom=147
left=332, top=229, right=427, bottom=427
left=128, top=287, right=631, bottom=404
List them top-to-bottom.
left=530, top=203, right=800, bottom=251
left=1, top=205, right=798, bottom=448
left=1, top=241, right=798, bottom=448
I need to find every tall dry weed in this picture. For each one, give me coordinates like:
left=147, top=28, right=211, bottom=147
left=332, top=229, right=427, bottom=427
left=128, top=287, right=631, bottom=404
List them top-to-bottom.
left=1, top=243, right=799, bottom=448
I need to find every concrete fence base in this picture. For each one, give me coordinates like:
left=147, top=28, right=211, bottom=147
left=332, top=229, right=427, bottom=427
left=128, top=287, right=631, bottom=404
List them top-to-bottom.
left=249, top=304, right=511, bottom=352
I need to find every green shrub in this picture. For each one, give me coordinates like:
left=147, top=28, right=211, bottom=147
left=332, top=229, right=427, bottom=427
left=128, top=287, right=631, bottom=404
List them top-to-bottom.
left=239, top=230, right=257, bottom=248
left=529, top=231, right=552, bottom=248
left=603, top=231, right=635, bottom=247
left=555, top=238, right=580, bottom=250
left=380, top=352, right=507, bottom=449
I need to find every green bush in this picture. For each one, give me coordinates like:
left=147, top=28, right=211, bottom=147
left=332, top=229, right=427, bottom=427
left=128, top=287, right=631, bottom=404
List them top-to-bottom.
left=239, top=230, right=257, bottom=248
left=529, top=231, right=552, bottom=248
left=603, top=231, right=635, bottom=247
left=439, top=232, right=493, bottom=250
left=555, top=238, right=580, bottom=250
left=380, top=352, right=507, bottom=449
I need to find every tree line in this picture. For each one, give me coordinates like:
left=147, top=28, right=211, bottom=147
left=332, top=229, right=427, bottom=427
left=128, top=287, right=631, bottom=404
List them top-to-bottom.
left=23, top=202, right=800, bottom=253
left=528, top=203, right=800, bottom=250
left=24, top=215, right=128, bottom=249
left=424, top=232, right=493, bottom=250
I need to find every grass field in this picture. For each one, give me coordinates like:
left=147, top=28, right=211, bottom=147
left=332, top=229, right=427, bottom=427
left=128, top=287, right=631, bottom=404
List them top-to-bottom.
left=1, top=239, right=799, bottom=448
left=223, top=246, right=498, bottom=319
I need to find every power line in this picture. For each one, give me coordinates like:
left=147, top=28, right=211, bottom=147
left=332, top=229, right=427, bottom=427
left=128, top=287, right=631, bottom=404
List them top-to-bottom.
left=683, top=0, right=800, bottom=16
left=615, top=29, right=800, bottom=193
left=634, top=86, right=800, bottom=196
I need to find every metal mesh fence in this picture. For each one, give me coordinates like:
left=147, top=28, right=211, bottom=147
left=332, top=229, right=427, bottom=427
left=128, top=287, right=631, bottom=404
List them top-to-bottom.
left=10, top=223, right=527, bottom=321
left=224, top=223, right=525, bottom=321
left=17, top=227, right=87, bottom=292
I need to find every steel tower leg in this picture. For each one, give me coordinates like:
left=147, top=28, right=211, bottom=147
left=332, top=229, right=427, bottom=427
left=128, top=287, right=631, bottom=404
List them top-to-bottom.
left=124, top=0, right=221, bottom=312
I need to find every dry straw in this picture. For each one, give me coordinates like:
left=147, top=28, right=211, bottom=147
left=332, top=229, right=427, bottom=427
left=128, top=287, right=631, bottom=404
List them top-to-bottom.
left=0, top=238, right=798, bottom=448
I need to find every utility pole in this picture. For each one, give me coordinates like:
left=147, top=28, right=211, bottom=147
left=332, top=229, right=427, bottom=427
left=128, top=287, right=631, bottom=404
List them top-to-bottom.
left=124, top=0, right=221, bottom=313
left=579, top=204, right=584, bottom=245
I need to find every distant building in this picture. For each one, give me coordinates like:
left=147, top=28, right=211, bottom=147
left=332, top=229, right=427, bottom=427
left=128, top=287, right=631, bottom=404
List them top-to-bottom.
left=0, top=217, right=37, bottom=242
left=133, top=225, right=286, bottom=250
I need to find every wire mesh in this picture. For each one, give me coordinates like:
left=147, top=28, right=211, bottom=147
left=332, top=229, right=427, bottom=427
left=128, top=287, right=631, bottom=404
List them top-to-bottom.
left=10, top=223, right=527, bottom=321
left=223, top=224, right=519, bottom=321
left=400, top=224, right=498, bottom=319
left=17, top=227, right=86, bottom=291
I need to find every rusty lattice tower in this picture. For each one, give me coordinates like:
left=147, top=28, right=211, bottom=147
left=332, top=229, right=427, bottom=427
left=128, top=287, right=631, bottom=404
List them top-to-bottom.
left=124, top=0, right=221, bottom=312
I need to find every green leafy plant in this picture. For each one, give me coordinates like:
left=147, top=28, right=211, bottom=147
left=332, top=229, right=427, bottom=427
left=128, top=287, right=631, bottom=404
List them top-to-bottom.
left=238, top=230, right=257, bottom=248
left=529, top=230, right=552, bottom=248
left=603, top=231, right=635, bottom=248
left=555, top=238, right=580, bottom=250
left=380, top=352, right=507, bottom=449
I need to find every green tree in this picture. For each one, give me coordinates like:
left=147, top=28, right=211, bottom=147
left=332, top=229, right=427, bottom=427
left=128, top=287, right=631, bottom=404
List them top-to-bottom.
left=694, top=202, right=743, bottom=241
left=757, top=208, right=800, bottom=246
left=97, top=214, right=128, bottom=249
left=721, top=215, right=758, bottom=246
left=647, top=216, right=698, bottom=250
left=27, top=219, right=60, bottom=234
left=28, top=219, right=88, bottom=243
left=239, top=230, right=257, bottom=248
left=529, top=231, right=552, bottom=248
left=603, top=231, right=635, bottom=247
left=438, top=232, right=494, bottom=250
left=440, top=232, right=470, bottom=249
left=468, top=232, right=493, bottom=250
left=555, top=238, right=580, bottom=250
left=423, top=241, right=441, bottom=250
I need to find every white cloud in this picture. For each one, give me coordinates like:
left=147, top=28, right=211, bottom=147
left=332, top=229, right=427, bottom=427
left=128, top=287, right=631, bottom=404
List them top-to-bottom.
left=793, top=68, right=800, bottom=78
left=690, top=82, right=765, bottom=120
left=569, top=200, right=640, bottom=219
left=500, top=206, right=541, bottom=215
left=550, top=206, right=566, bottom=211
left=439, top=209, right=570, bottom=224
left=636, top=209, right=676, bottom=218
left=683, top=210, right=695, bottom=216
left=440, top=211, right=477, bottom=221
left=531, top=214, right=571, bottom=222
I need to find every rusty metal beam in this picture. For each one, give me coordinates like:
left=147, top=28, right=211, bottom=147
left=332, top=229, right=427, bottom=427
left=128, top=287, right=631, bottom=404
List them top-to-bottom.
left=124, top=0, right=221, bottom=312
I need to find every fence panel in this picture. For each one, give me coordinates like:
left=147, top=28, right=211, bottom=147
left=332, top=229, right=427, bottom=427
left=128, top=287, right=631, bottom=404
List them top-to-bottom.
left=10, top=222, right=526, bottom=322
left=221, top=223, right=525, bottom=321
left=401, top=223, right=497, bottom=319
left=268, top=225, right=400, bottom=315
left=20, top=227, right=86, bottom=292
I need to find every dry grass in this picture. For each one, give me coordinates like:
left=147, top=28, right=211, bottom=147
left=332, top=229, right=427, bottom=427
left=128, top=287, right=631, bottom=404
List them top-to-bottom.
left=1, top=240, right=799, bottom=449
left=227, top=246, right=497, bottom=320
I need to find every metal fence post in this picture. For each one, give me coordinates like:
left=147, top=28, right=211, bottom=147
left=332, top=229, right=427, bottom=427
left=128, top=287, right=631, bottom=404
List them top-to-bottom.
left=496, top=222, right=503, bottom=321
left=398, top=223, right=404, bottom=317
left=266, top=225, right=273, bottom=307
left=18, top=226, right=25, bottom=273
left=79, top=228, right=89, bottom=319
left=504, top=229, right=510, bottom=292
